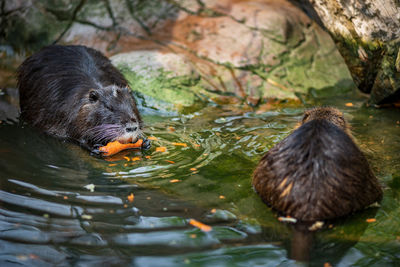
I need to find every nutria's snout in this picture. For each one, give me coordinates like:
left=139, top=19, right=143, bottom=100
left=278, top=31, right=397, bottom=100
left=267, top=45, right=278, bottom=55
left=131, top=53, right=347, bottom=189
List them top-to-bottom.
left=252, top=107, right=382, bottom=222
left=116, top=122, right=141, bottom=144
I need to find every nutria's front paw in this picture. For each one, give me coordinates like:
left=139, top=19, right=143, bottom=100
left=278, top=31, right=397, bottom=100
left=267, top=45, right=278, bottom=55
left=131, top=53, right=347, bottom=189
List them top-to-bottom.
left=141, top=138, right=151, bottom=150
left=91, top=144, right=106, bottom=156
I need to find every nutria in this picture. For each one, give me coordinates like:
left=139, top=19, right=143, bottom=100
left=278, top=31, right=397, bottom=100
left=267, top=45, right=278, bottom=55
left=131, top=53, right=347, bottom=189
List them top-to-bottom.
left=17, top=45, right=149, bottom=153
left=252, top=107, right=382, bottom=221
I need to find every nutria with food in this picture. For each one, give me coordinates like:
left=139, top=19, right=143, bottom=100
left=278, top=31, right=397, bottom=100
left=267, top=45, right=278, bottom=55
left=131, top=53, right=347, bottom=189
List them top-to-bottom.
left=17, top=45, right=149, bottom=153
left=252, top=107, right=382, bottom=221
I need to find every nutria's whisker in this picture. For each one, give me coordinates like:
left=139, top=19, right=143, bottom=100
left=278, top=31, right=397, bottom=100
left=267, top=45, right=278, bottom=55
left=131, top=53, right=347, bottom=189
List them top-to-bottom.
left=85, top=124, right=122, bottom=144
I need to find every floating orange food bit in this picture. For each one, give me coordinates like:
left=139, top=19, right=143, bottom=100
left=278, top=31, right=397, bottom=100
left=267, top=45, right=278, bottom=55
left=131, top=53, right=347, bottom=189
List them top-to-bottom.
left=345, top=102, right=353, bottom=107
left=168, top=127, right=175, bottom=132
left=147, top=136, right=158, bottom=141
left=99, top=139, right=143, bottom=156
left=172, top=142, right=187, bottom=147
left=156, top=147, right=167, bottom=152
left=145, top=155, right=151, bottom=159
left=123, top=156, right=131, bottom=161
left=131, top=157, right=141, bottom=161
left=165, top=160, right=175, bottom=164
left=108, top=163, right=117, bottom=166
left=190, top=168, right=197, bottom=171
left=170, top=179, right=181, bottom=183
left=127, top=193, right=135, bottom=203
left=219, top=195, right=226, bottom=199
left=63, top=196, right=68, bottom=200
left=211, top=208, right=217, bottom=213
left=366, top=218, right=376, bottom=223
left=189, top=219, right=212, bottom=232
left=29, top=254, right=39, bottom=260
left=324, top=262, right=332, bottom=267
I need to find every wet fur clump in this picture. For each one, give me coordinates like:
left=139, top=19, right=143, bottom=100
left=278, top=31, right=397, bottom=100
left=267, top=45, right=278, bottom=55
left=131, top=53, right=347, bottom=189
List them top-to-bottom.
left=17, top=45, right=145, bottom=151
left=252, top=107, right=382, bottom=222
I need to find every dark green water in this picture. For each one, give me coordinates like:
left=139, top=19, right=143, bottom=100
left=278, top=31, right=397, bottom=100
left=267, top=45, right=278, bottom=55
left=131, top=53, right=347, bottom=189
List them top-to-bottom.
left=0, top=88, right=399, bottom=266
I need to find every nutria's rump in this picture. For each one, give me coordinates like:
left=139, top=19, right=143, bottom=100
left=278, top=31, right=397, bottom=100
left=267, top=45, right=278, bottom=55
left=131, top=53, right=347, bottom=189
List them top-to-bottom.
left=17, top=45, right=149, bottom=153
left=252, top=107, right=382, bottom=221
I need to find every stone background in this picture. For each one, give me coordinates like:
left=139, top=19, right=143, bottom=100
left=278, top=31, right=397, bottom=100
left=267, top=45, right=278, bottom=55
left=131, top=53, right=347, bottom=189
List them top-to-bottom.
left=0, top=0, right=356, bottom=112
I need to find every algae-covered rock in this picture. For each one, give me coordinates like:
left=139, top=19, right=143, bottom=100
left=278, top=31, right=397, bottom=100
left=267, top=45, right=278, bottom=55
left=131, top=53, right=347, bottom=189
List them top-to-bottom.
left=2, top=0, right=357, bottom=112
left=107, top=0, right=355, bottom=112
left=300, top=0, right=400, bottom=105
left=111, top=51, right=215, bottom=113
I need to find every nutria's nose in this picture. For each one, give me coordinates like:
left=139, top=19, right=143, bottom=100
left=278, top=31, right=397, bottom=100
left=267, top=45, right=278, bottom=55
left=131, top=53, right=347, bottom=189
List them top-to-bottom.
left=126, top=126, right=138, bottom=132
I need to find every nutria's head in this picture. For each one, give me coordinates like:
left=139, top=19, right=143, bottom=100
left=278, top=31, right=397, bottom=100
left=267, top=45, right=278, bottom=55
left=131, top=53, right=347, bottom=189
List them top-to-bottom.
left=71, top=85, right=142, bottom=147
left=301, top=107, right=349, bottom=132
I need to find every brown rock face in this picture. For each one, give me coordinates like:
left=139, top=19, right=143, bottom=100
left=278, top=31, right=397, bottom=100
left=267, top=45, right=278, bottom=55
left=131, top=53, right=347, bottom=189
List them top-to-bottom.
left=4, top=0, right=354, bottom=107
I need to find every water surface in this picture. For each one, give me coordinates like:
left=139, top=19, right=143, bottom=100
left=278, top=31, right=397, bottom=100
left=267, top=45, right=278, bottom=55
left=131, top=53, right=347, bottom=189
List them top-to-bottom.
left=0, top=88, right=399, bottom=266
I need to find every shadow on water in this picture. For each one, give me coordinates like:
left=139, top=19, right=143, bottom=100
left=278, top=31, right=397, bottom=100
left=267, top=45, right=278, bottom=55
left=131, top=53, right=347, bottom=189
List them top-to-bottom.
left=0, top=86, right=400, bottom=266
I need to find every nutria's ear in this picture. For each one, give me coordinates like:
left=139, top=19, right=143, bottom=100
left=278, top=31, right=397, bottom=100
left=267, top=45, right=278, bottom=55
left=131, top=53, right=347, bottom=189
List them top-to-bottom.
left=89, top=90, right=98, bottom=102
left=301, top=111, right=310, bottom=124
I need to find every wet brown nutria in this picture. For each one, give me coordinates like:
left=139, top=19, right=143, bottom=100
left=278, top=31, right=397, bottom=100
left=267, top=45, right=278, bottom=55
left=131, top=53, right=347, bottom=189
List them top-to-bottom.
left=17, top=45, right=150, bottom=154
left=252, top=107, right=382, bottom=222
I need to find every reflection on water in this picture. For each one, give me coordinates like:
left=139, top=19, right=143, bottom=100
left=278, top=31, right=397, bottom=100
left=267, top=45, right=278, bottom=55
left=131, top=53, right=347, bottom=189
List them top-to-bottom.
left=0, top=88, right=399, bottom=266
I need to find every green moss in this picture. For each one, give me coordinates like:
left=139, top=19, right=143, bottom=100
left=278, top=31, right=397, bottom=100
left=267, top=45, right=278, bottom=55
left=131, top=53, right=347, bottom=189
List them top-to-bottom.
left=119, top=65, right=214, bottom=113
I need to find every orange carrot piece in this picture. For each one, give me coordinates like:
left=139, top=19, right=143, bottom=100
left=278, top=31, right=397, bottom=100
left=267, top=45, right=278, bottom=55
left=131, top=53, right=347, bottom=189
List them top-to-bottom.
left=345, top=102, right=353, bottom=107
left=148, top=136, right=158, bottom=141
left=99, top=139, right=143, bottom=156
left=172, top=142, right=187, bottom=147
left=156, top=147, right=167, bottom=152
left=165, top=160, right=175, bottom=164
left=170, top=179, right=181, bottom=183
left=127, top=193, right=134, bottom=203
left=366, top=218, right=376, bottom=223
left=189, top=219, right=212, bottom=232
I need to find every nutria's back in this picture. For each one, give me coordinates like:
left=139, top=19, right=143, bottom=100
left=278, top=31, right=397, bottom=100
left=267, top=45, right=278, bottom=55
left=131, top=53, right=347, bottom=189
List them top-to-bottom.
left=17, top=45, right=144, bottom=151
left=252, top=107, right=382, bottom=221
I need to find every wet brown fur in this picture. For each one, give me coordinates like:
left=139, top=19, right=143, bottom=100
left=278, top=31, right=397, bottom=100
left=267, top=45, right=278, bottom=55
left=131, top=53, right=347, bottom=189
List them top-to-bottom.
left=17, top=45, right=145, bottom=152
left=252, top=107, right=382, bottom=221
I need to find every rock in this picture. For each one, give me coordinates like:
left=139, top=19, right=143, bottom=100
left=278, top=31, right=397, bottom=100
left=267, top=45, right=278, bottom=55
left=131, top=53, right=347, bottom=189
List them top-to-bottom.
left=2, top=0, right=356, bottom=112
left=300, top=0, right=400, bottom=105
left=111, top=50, right=214, bottom=113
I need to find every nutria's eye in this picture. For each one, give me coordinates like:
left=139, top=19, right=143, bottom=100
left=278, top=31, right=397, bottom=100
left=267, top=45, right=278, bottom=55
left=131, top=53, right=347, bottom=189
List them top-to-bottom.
left=89, top=91, right=98, bottom=102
